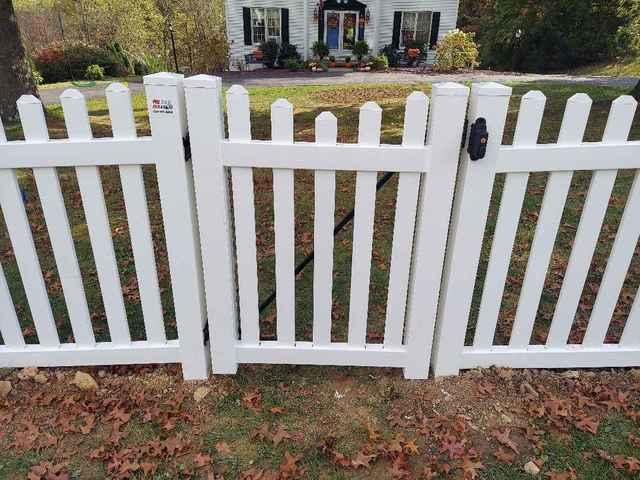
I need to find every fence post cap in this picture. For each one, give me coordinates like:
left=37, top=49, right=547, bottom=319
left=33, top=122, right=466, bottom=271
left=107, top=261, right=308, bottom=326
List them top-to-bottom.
left=143, top=72, right=184, bottom=86
left=184, top=75, right=222, bottom=89
left=106, top=82, right=130, bottom=94
left=432, top=82, right=469, bottom=97
left=472, top=82, right=512, bottom=97
left=227, top=84, right=249, bottom=96
left=60, top=88, right=84, bottom=100
left=522, top=90, right=546, bottom=100
left=567, top=93, right=593, bottom=105
left=17, top=94, right=42, bottom=105
left=612, top=95, right=638, bottom=107
left=272, top=98, right=293, bottom=110
left=360, top=101, right=382, bottom=112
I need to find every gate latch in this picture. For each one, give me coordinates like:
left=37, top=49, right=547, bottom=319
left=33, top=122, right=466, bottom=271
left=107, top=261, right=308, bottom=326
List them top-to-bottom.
left=467, top=118, right=489, bottom=161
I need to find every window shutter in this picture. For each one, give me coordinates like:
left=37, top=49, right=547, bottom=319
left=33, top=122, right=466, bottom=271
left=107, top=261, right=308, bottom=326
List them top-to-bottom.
left=243, top=7, right=252, bottom=45
left=281, top=8, right=290, bottom=44
left=392, top=12, right=402, bottom=48
left=429, top=12, right=441, bottom=49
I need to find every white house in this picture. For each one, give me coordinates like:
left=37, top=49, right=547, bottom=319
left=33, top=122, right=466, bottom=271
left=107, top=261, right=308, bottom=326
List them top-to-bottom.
left=224, top=0, right=461, bottom=68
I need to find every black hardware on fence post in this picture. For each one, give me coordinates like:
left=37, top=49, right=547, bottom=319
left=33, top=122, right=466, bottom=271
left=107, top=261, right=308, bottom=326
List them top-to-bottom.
left=467, top=118, right=489, bottom=161
left=258, top=171, right=397, bottom=314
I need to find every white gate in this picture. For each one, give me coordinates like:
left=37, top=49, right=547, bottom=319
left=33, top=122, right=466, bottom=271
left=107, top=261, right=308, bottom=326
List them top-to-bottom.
left=0, top=73, right=209, bottom=380
left=185, top=75, right=469, bottom=379
left=432, top=84, right=640, bottom=376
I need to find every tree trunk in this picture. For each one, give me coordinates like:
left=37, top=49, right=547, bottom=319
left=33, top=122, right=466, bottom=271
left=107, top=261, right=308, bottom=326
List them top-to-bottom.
left=0, top=0, right=38, bottom=123
left=631, top=79, right=640, bottom=101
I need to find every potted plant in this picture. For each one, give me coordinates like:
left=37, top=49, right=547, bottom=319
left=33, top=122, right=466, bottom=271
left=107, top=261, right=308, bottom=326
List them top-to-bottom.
left=352, top=40, right=370, bottom=65
left=312, top=41, right=330, bottom=61
left=329, top=55, right=336, bottom=68
left=344, top=56, right=352, bottom=68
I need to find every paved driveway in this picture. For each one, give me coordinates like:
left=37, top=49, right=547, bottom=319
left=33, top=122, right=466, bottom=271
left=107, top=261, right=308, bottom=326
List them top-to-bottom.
left=39, top=70, right=638, bottom=105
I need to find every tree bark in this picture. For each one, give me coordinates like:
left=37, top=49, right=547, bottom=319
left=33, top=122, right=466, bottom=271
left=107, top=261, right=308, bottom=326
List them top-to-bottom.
left=0, top=0, right=38, bottom=123
left=631, top=78, right=640, bottom=101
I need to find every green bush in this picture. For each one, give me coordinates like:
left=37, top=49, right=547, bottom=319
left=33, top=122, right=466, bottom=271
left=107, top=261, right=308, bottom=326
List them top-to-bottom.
left=433, top=30, right=479, bottom=72
left=260, top=39, right=280, bottom=68
left=353, top=40, right=370, bottom=61
left=312, top=41, right=330, bottom=59
left=34, top=42, right=125, bottom=83
left=278, top=43, right=300, bottom=65
left=370, top=54, right=389, bottom=71
left=283, top=57, right=305, bottom=71
left=85, top=64, right=105, bottom=80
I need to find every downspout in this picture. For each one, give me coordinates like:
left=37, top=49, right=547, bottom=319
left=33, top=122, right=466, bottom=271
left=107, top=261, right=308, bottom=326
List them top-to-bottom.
left=304, top=0, right=309, bottom=60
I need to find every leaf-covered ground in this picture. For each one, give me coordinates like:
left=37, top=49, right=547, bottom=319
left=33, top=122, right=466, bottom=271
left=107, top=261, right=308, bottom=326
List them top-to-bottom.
left=1, top=82, right=640, bottom=478
left=1, top=365, right=640, bottom=479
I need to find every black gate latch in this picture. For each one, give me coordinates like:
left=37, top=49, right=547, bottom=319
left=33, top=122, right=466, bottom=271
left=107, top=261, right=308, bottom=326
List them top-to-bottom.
left=467, top=118, right=489, bottom=161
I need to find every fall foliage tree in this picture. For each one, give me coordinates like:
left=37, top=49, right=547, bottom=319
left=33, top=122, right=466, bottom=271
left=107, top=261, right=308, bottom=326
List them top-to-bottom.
left=0, top=0, right=38, bottom=122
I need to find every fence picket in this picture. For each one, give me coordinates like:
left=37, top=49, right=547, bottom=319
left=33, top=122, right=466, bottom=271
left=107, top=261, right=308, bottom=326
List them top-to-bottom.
left=185, top=75, right=239, bottom=374
left=106, top=83, right=166, bottom=344
left=405, top=83, right=470, bottom=378
left=432, top=83, right=511, bottom=377
left=227, top=85, right=260, bottom=345
left=61, top=89, right=130, bottom=345
left=474, top=91, right=546, bottom=348
left=384, top=92, right=428, bottom=347
left=19, top=94, right=95, bottom=346
left=509, top=94, right=592, bottom=348
left=547, top=96, right=637, bottom=347
left=271, top=99, right=296, bottom=346
left=348, top=102, right=382, bottom=346
left=313, top=113, right=337, bottom=346
left=0, top=119, right=25, bottom=347
left=621, top=285, right=640, bottom=346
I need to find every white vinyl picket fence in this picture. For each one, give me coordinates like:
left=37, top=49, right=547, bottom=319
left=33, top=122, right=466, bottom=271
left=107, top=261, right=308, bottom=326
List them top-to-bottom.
left=1, top=72, right=639, bottom=380
left=0, top=73, right=209, bottom=380
left=184, top=75, right=469, bottom=379
left=432, top=84, right=640, bottom=376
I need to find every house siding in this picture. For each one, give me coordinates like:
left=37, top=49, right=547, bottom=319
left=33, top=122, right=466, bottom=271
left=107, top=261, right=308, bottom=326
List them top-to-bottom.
left=225, top=0, right=459, bottom=67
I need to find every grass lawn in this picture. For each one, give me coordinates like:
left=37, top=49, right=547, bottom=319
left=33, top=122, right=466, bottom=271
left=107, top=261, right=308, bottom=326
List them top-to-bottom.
left=573, top=57, right=640, bottom=77
left=37, top=76, right=142, bottom=91
left=1, top=81, right=640, bottom=478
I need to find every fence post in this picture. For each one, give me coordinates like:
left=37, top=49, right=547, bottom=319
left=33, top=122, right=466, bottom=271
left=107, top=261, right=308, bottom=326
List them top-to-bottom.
left=143, top=73, right=209, bottom=380
left=183, top=75, right=239, bottom=374
left=403, top=83, right=470, bottom=379
left=431, top=83, right=512, bottom=377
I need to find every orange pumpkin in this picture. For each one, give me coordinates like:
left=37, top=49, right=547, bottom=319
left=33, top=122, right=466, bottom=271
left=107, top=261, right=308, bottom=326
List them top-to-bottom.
left=407, top=48, right=421, bottom=58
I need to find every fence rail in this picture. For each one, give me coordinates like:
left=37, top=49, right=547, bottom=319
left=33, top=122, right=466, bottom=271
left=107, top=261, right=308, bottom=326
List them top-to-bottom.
left=0, top=73, right=639, bottom=380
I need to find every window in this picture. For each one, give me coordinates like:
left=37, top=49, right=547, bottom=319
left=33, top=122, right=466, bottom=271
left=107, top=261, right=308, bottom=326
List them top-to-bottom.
left=251, top=7, right=281, bottom=45
left=400, top=11, right=432, bottom=48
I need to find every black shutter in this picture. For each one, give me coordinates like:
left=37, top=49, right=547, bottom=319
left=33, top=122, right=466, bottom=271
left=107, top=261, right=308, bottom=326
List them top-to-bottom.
left=243, top=7, right=252, bottom=45
left=281, top=8, right=290, bottom=43
left=392, top=12, right=402, bottom=49
left=429, top=12, right=441, bottom=49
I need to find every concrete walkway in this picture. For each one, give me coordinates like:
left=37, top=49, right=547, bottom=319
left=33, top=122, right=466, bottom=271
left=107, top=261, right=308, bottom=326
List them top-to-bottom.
left=39, top=69, right=638, bottom=105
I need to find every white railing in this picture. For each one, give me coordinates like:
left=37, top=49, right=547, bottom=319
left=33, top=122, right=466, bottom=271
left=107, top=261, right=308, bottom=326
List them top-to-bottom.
left=0, top=74, right=208, bottom=379
left=185, top=75, right=469, bottom=379
left=432, top=85, right=640, bottom=376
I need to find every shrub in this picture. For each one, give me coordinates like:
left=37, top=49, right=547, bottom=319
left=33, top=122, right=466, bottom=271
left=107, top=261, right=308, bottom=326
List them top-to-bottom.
left=433, top=30, right=479, bottom=72
left=260, top=39, right=280, bottom=68
left=353, top=40, right=370, bottom=61
left=312, top=41, right=329, bottom=59
left=34, top=42, right=124, bottom=83
left=278, top=43, right=300, bottom=65
left=380, top=44, right=401, bottom=67
left=137, top=54, right=167, bottom=75
left=370, top=54, right=389, bottom=71
left=283, top=57, right=305, bottom=71
left=28, top=58, right=43, bottom=85
left=85, top=64, right=105, bottom=80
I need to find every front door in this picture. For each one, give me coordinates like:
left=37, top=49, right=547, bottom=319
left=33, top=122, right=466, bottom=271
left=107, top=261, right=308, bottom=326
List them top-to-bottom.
left=325, top=10, right=358, bottom=55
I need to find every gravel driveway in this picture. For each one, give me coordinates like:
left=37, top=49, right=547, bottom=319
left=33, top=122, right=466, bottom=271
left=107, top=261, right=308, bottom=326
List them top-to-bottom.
left=39, top=70, right=638, bottom=105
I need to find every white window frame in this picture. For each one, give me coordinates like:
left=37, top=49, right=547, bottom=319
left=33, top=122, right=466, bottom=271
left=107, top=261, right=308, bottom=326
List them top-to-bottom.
left=251, top=7, right=282, bottom=45
left=399, top=11, right=432, bottom=49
